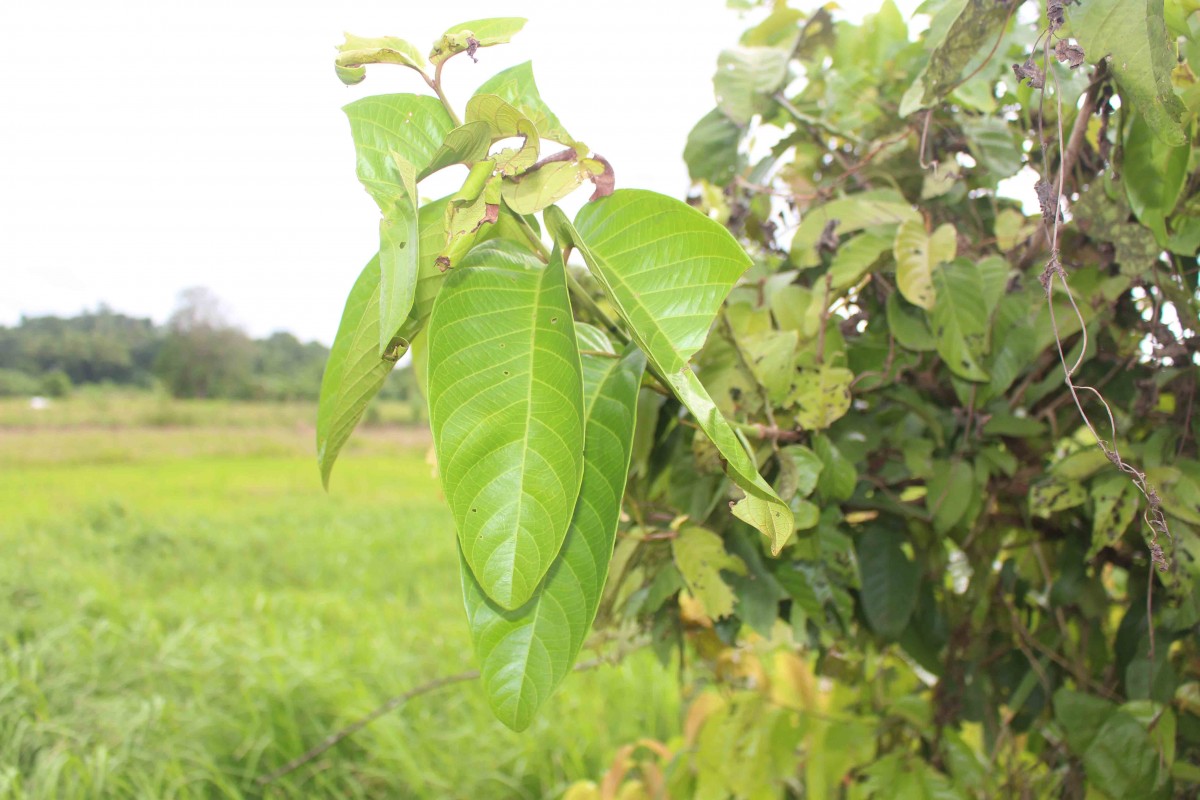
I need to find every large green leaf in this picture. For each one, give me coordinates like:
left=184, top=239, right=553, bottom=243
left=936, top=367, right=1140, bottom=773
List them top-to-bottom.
left=899, top=0, right=1016, bottom=117
left=1068, top=0, right=1189, bottom=146
left=713, top=46, right=790, bottom=125
left=473, top=62, right=573, bottom=145
left=344, top=95, right=455, bottom=351
left=551, top=191, right=794, bottom=551
left=316, top=198, right=452, bottom=488
left=893, top=220, right=956, bottom=310
left=427, top=243, right=585, bottom=609
left=931, top=259, right=989, bottom=381
left=463, top=328, right=644, bottom=731
left=857, top=528, right=919, bottom=640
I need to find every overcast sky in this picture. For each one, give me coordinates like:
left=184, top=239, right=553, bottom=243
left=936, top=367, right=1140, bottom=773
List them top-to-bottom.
left=0, top=1, right=909, bottom=344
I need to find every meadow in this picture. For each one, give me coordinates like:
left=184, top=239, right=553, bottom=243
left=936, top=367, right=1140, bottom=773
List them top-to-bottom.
left=0, top=392, right=680, bottom=799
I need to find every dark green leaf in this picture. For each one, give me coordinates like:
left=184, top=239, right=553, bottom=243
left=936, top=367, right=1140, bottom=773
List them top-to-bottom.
left=684, top=108, right=744, bottom=185
left=857, top=528, right=919, bottom=640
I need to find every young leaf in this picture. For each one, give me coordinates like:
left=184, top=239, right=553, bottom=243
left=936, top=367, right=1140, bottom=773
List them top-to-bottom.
left=1068, top=0, right=1188, bottom=146
left=429, top=18, right=527, bottom=65
left=335, top=33, right=425, bottom=86
left=473, top=62, right=574, bottom=145
left=343, top=95, right=454, bottom=210
left=417, top=121, right=494, bottom=181
left=377, top=153, right=419, bottom=354
left=502, top=160, right=596, bottom=215
left=551, top=191, right=794, bottom=551
left=317, top=198, right=454, bottom=488
left=893, top=219, right=956, bottom=310
left=427, top=243, right=585, bottom=610
left=930, top=259, right=989, bottom=382
left=463, top=330, right=645, bottom=732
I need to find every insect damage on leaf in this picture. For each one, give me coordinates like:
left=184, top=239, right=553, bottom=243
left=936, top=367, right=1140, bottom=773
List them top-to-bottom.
left=1054, top=39, right=1085, bottom=69
left=1012, top=57, right=1044, bottom=89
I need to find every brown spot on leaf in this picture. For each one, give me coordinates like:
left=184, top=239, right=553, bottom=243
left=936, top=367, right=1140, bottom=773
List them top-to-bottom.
left=818, top=219, right=840, bottom=253
left=435, top=256, right=452, bottom=272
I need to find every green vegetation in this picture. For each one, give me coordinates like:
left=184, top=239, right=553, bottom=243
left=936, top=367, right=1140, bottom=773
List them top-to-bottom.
left=0, top=407, right=679, bottom=798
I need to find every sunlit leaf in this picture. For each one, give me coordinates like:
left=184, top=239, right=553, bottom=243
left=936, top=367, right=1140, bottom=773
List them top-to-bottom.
left=429, top=17, right=527, bottom=65
left=335, top=33, right=424, bottom=85
left=713, top=46, right=790, bottom=125
left=474, top=62, right=574, bottom=145
left=685, top=108, right=744, bottom=185
left=418, top=121, right=494, bottom=181
left=792, top=190, right=920, bottom=268
left=894, top=220, right=955, bottom=310
left=427, top=243, right=584, bottom=609
left=463, top=329, right=645, bottom=731
left=789, top=365, right=853, bottom=431
left=673, top=525, right=748, bottom=619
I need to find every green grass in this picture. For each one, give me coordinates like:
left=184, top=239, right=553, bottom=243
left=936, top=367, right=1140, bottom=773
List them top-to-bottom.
left=0, top=410, right=680, bottom=799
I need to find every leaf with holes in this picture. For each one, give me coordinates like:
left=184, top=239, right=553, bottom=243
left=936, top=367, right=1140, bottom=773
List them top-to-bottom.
left=552, top=191, right=793, bottom=551
left=427, top=242, right=584, bottom=610
left=463, top=326, right=644, bottom=731
left=673, top=525, right=748, bottom=619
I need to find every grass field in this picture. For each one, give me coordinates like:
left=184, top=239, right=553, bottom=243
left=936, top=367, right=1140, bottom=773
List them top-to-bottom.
left=0, top=395, right=680, bottom=799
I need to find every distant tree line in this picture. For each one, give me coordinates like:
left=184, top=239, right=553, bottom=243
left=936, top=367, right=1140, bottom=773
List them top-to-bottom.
left=0, top=288, right=419, bottom=403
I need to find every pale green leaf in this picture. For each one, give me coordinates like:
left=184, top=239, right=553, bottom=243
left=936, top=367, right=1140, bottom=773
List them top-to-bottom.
left=899, top=0, right=1016, bottom=116
left=1068, top=0, right=1189, bottom=145
left=429, top=17, right=527, bottom=65
left=334, top=33, right=424, bottom=86
left=713, top=46, right=790, bottom=125
left=473, top=62, right=573, bottom=145
left=685, top=108, right=744, bottom=185
left=1124, top=113, right=1191, bottom=218
left=963, top=116, right=1024, bottom=180
left=418, top=121, right=494, bottom=181
left=377, top=152, right=419, bottom=354
left=501, top=160, right=593, bottom=215
left=792, top=190, right=920, bottom=268
left=554, top=191, right=794, bottom=550
left=317, top=198, right=452, bottom=487
left=994, top=209, right=1033, bottom=251
left=894, top=219, right=956, bottom=310
left=828, top=228, right=895, bottom=290
left=427, top=243, right=584, bottom=609
left=931, top=259, right=989, bottom=381
left=741, top=329, right=798, bottom=404
left=463, top=332, right=645, bottom=731
left=790, top=366, right=853, bottom=431
left=776, top=445, right=823, bottom=500
left=673, top=525, right=748, bottom=619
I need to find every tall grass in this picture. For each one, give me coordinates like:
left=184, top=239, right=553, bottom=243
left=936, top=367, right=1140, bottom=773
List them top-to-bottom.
left=0, top=411, right=680, bottom=798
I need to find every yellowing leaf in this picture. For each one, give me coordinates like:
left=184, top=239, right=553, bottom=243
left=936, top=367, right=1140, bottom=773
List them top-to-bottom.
left=893, top=219, right=955, bottom=310
left=790, top=366, right=853, bottom=430
left=672, top=526, right=748, bottom=619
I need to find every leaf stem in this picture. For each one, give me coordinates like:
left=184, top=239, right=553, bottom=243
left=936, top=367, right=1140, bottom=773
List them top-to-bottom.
left=425, top=59, right=462, bottom=126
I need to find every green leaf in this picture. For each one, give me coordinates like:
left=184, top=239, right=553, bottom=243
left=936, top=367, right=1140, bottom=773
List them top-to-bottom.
left=899, top=0, right=1017, bottom=116
left=1068, top=0, right=1189, bottom=145
left=429, top=17, right=527, bottom=65
left=334, top=33, right=424, bottom=86
left=713, top=46, right=790, bottom=125
left=474, top=62, right=573, bottom=145
left=343, top=95, right=454, bottom=210
left=464, top=95, right=542, bottom=176
left=684, top=108, right=744, bottom=185
left=1124, top=113, right=1191, bottom=219
left=963, top=116, right=1024, bottom=180
left=418, top=121, right=494, bottom=181
left=377, top=153, right=419, bottom=354
left=502, top=160, right=596, bottom=215
left=792, top=190, right=921, bottom=268
left=555, top=191, right=794, bottom=551
left=317, top=198, right=453, bottom=487
left=894, top=220, right=955, bottom=310
left=828, top=228, right=895, bottom=290
left=427, top=243, right=584, bottom=609
left=316, top=255, right=394, bottom=488
left=931, top=259, right=989, bottom=381
left=886, top=291, right=936, bottom=352
left=741, top=329, right=798, bottom=404
left=463, top=332, right=645, bottom=731
left=789, top=365, right=853, bottom=431
left=776, top=445, right=824, bottom=500
left=928, top=459, right=974, bottom=534
left=1030, top=478, right=1087, bottom=517
left=673, top=525, right=749, bottom=619
left=857, top=528, right=919, bottom=640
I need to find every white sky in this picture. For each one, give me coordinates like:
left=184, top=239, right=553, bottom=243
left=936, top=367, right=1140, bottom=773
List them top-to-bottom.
left=0, top=1, right=909, bottom=344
